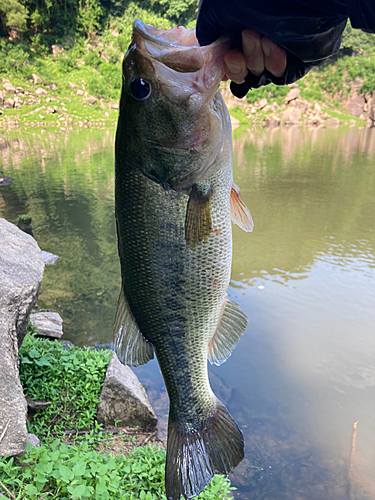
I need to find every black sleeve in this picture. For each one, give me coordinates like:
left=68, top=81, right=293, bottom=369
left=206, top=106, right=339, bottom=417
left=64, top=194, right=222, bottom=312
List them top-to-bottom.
left=196, top=0, right=348, bottom=93
left=345, top=0, right=375, bottom=32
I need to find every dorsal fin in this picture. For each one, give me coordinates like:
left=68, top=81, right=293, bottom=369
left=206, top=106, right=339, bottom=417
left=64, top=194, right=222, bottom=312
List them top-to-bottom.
left=230, top=182, right=254, bottom=232
left=185, top=183, right=212, bottom=249
left=113, top=290, right=154, bottom=367
left=208, top=297, right=248, bottom=366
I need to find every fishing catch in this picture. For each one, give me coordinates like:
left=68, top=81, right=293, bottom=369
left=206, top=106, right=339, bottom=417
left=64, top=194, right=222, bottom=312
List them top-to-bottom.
left=114, top=20, right=253, bottom=500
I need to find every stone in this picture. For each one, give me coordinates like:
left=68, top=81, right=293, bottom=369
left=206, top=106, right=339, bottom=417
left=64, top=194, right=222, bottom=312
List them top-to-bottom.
left=51, top=44, right=64, bottom=56
left=32, top=73, right=42, bottom=84
left=69, top=82, right=79, bottom=89
left=3, top=83, right=15, bottom=94
left=49, top=84, right=57, bottom=91
left=15, top=87, right=24, bottom=94
left=285, top=87, right=300, bottom=103
left=35, top=88, right=47, bottom=95
left=76, top=89, right=84, bottom=96
left=0, top=90, right=4, bottom=106
left=348, top=95, right=365, bottom=118
left=258, top=97, right=268, bottom=109
left=4, top=98, right=14, bottom=109
left=282, top=106, right=302, bottom=125
left=264, top=115, right=281, bottom=128
left=327, top=117, right=340, bottom=128
left=0, top=219, right=44, bottom=457
left=41, top=250, right=60, bottom=265
left=30, top=311, right=63, bottom=339
left=59, top=340, right=75, bottom=350
left=97, top=354, right=157, bottom=429
left=26, top=433, right=40, bottom=448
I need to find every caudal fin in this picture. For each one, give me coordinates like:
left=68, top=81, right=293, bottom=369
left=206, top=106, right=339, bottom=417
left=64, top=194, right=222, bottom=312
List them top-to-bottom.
left=165, top=401, right=244, bottom=500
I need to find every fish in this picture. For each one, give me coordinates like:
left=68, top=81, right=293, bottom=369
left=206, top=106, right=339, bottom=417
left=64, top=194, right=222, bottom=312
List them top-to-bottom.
left=114, top=20, right=253, bottom=500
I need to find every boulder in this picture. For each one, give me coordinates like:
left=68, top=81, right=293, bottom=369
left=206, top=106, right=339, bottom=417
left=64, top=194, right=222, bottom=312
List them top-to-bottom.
left=31, top=74, right=42, bottom=85
left=3, top=83, right=15, bottom=94
left=285, top=87, right=300, bottom=103
left=35, top=88, right=47, bottom=95
left=348, top=94, right=365, bottom=118
left=258, top=97, right=268, bottom=109
left=4, top=98, right=14, bottom=109
left=282, top=106, right=302, bottom=125
left=264, top=115, right=281, bottom=128
left=327, top=117, right=340, bottom=128
left=0, top=219, right=44, bottom=457
left=41, top=250, right=60, bottom=265
left=30, top=311, right=63, bottom=339
left=97, top=354, right=157, bottom=429
left=26, top=433, right=40, bottom=448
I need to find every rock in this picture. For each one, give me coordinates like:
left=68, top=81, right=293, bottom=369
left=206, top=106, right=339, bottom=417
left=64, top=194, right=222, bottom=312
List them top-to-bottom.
left=51, top=44, right=64, bottom=56
left=31, top=74, right=42, bottom=85
left=69, top=82, right=79, bottom=89
left=3, top=83, right=15, bottom=94
left=49, top=84, right=57, bottom=91
left=15, top=86, right=24, bottom=94
left=285, top=87, right=300, bottom=103
left=35, top=88, right=47, bottom=95
left=76, top=89, right=84, bottom=96
left=0, top=90, right=4, bottom=106
left=348, top=95, right=365, bottom=118
left=258, top=97, right=268, bottom=109
left=4, top=98, right=14, bottom=109
left=109, top=102, right=119, bottom=109
left=314, top=102, right=322, bottom=113
left=14, top=103, right=22, bottom=109
left=282, top=106, right=302, bottom=125
left=230, top=115, right=240, bottom=130
left=264, top=115, right=281, bottom=128
left=327, top=117, right=340, bottom=128
left=0, top=175, right=14, bottom=187
left=0, top=219, right=44, bottom=457
left=41, top=250, right=60, bottom=265
left=30, top=311, right=63, bottom=339
left=59, top=340, right=75, bottom=350
left=97, top=354, right=157, bottom=429
left=26, top=433, right=40, bottom=448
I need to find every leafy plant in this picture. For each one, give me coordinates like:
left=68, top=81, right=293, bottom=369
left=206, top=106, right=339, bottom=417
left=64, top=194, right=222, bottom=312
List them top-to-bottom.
left=19, top=334, right=112, bottom=437
left=0, top=441, right=233, bottom=499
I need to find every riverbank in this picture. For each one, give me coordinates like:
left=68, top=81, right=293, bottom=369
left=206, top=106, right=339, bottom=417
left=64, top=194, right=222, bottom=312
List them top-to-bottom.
left=0, top=331, right=233, bottom=500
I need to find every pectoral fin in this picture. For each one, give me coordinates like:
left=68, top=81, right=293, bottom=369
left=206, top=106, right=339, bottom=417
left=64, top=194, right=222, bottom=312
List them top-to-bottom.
left=230, top=182, right=253, bottom=232
left=185, top=183, right=212, bottom=249
left=113, top=290, right=154, bottom=367
left=208, top=297, right=248, bottom=366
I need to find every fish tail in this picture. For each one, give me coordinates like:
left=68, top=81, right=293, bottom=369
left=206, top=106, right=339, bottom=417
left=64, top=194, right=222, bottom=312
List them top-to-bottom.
left=165, top=400, right=244, bottom=500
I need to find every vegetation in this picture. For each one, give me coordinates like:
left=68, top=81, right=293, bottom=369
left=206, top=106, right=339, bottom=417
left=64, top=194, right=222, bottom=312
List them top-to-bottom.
left=0, top=332, right=234, bottom=499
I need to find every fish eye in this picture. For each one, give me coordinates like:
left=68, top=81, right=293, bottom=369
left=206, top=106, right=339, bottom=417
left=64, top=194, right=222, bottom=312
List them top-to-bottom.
left=130, top=78, right=151, bottom=101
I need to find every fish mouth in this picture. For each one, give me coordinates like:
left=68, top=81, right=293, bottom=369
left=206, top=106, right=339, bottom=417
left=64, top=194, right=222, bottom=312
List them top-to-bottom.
left=132, top=19, right=230, bottom=95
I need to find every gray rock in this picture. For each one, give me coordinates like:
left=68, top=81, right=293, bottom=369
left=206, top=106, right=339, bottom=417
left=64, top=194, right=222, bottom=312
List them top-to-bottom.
left=31, top=73, right=42, bottom=85
left=3, top=82, right=15, bottom=94
left=285, top=87, right=300, bottom=103
left=348, top=94, right=365, bottom=118
left=282, top=106, right=302, bottom=125
left=327, top=117, right=340, bottom=128
left=0, top=219, right=44, bottom=457
left=41, top=250, right=60, bottom=265
left=30, top=311, right=63, bottom=339
left=59, top=340, right=75, bottom=350
left=97, top=354, right=157, bottom=430
left=26, top=433, right=40, bottom=448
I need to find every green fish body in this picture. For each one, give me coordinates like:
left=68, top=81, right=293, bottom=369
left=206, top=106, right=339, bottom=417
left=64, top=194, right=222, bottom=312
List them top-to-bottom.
left=114, top=20, right=253, bottom=500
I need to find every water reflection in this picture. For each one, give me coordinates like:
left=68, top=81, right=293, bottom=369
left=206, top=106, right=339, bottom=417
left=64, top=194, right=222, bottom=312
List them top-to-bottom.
left=1, top=127, right=374, bottom=499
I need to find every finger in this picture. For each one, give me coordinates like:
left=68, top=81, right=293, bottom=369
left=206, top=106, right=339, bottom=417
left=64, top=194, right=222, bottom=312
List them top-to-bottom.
left=242, top=29, right=265, bottom=76
left=261, top=37, right=287, bottom=78
left=223, top=49, right=247, bottom=84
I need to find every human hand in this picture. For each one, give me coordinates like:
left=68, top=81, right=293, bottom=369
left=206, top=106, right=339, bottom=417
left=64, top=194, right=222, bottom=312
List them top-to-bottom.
left=223, top=29, right=287, bottom=84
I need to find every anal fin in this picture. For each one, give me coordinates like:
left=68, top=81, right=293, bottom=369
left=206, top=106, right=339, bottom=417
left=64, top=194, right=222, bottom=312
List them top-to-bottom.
left=230, top=182, right=254, bottom=232
left=185, top=183, right=212, bottom=249
left=113, top=289, right=154, bottom=367
left=208, top=297, right=248, bottom=366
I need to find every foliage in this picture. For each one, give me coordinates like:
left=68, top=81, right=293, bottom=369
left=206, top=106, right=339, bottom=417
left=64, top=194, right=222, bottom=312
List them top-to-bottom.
left=0, top=0, right=28, bottom=33
left=340, top=21, right=375, bottom=56
left=246, top=83, right=289, bottom=105
left=19, top=333, right=112, bottom=437
left=0, top=441, right=233, bottom=499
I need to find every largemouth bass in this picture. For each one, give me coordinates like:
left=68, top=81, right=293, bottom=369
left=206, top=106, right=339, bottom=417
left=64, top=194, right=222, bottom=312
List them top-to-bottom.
left=114, top=20, right=253, bottom=500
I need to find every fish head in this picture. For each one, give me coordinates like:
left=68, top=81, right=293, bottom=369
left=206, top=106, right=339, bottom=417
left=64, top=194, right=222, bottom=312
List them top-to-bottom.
left=117, top=20, right=231, bottom=190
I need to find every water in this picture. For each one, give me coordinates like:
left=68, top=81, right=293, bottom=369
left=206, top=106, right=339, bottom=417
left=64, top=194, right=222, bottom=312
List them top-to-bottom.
left=1, top=126, right=374, bottom=499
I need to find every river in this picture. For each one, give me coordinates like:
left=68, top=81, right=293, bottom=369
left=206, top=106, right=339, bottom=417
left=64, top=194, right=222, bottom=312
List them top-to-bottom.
left=1, top=126, right=374, bottom=500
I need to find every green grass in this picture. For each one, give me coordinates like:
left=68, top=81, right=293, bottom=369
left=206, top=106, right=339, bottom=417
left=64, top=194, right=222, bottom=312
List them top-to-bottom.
left=0, top=332, right=235, bottom=499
